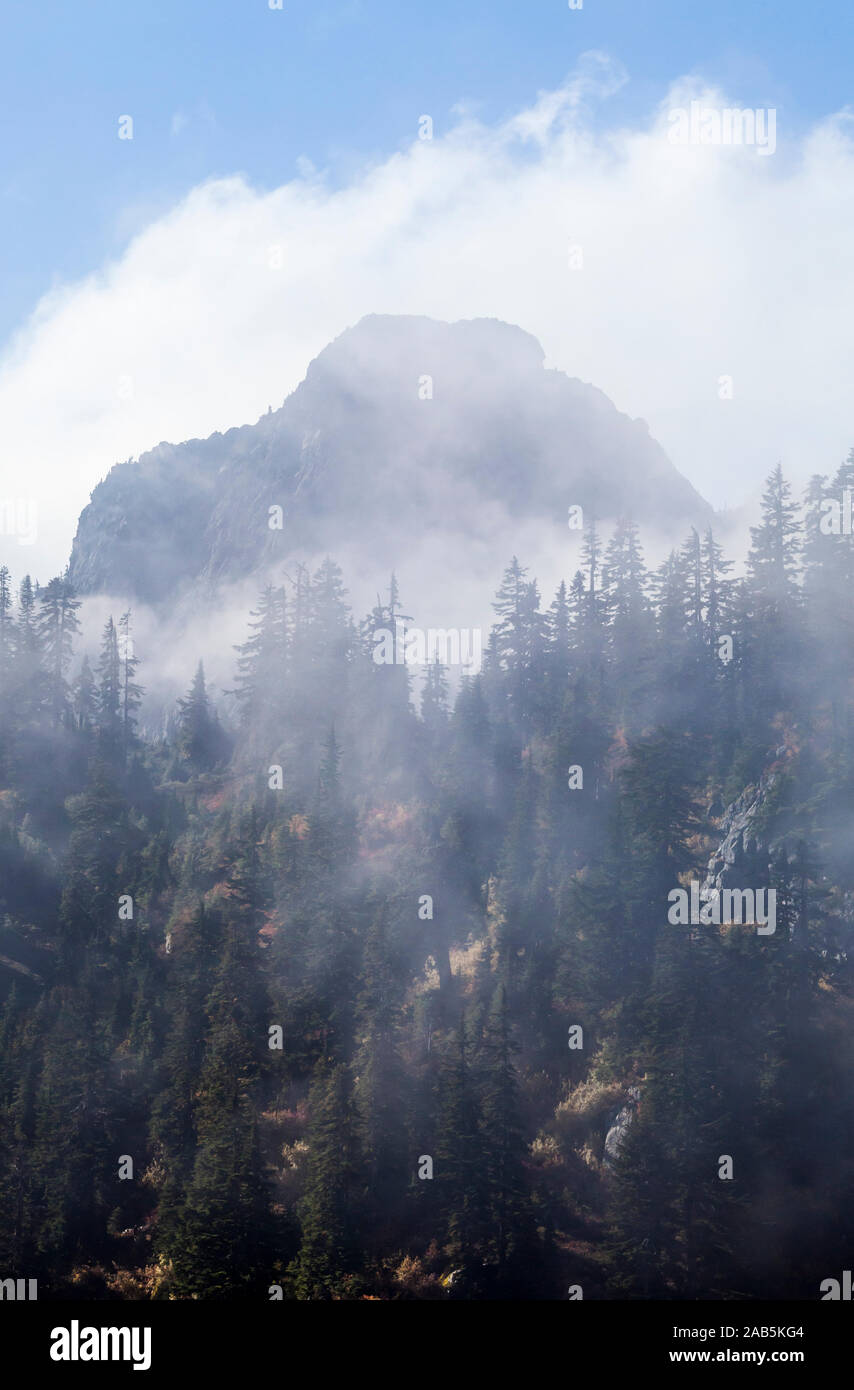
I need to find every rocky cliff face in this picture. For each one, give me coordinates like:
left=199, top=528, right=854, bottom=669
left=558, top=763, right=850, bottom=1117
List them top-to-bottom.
left=68, top=314, right=712, bottom=605
left=702, top=748, right=792, bottom=896
left=703, top=779, right=776, bottom=895
left=603, top=1085, right=642, bottom=1169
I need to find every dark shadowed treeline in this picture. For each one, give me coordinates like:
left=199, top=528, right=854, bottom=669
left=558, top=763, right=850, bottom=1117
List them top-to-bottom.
left=1, top=460, right=854, bottom=1299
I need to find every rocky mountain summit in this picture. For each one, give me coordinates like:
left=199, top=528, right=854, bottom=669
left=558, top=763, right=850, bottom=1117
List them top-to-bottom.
left=67, top=314, right=712, bottom=605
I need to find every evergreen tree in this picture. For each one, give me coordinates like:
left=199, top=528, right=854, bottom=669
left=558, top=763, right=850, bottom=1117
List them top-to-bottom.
left=746, top=463, right=801, bottom=628
left=0, top=566, right=14, bottom=690
left=37, top=574, right=80, bottom=721
left=232, top=584, right=287, bottom=737
left=118, top=611, right=143, bottom=757
left=96, top=617, right=122, bottom=750
left=72, top=655, right=97, bottom=733
left=420, top=655, right=450, bottom=741
left=178, top=661, right=225, bottom=769
left=352, top=906, right=409, bottom=1254
left=478, top=984, right=536, bottom=1285
left=437, top=1022, right=490, bottom=1279
left=292, top=1062, right=358, bottom=1299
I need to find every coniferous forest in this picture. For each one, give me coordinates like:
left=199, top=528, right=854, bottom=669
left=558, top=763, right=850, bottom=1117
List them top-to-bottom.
left=2, top=460, right=854, bottom=1302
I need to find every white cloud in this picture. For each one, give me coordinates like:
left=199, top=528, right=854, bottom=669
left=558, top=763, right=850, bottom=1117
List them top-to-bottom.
left=2, top=53, right=853, bottom=579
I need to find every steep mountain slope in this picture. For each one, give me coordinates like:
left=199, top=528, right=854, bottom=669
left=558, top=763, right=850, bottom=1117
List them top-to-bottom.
left=68, top=314, right=711, bottom=604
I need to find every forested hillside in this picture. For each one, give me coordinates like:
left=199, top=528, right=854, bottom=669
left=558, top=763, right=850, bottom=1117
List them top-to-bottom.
left=1, top=460, right=854, bottom=1300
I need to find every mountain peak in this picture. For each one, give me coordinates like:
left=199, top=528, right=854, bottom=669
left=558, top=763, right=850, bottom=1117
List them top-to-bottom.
left=310, top=312, right=546, bottom=378
left=68, top=314, right=710, bottom=605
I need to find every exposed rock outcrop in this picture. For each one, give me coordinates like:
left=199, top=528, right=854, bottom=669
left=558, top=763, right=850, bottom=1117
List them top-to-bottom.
left=702, top=778, right=775, bottom=894
left=603, top=1085, right=641, bottom=1168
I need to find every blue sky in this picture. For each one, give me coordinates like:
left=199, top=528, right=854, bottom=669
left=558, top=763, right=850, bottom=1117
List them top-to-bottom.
left=1, top=0, right=851, bottom=345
